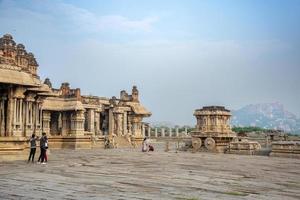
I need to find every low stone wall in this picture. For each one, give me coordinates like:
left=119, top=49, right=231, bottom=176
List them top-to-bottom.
left=49, top=136, right=93, bottom=149
left=227, top=140, right=261, bottom=155
left=270, top=141, right=300, bottom=158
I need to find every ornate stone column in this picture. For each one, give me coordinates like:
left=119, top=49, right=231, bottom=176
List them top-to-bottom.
left=6, top=87, right=14, bottom=136
left=0, top=97, right=6, bottom=136
left=108, top=108, right=114, bottom=136
left=88, top=109, right=95, bottom=134
left=42, top=110, right=51, bottom=135
left=70, top=110, right=85, bottom=136
left=94, top=111, right=101, bottom=135
left=61, top=112, right=68, bottom=136
left=116, top=112, right=123, bottom=136
left=123, top=112, right=127, bottom=136
left=127, top=120, right=132, bottom=136
left=142, top=124, right=145, bottom=137
left=147, top=126, right=151, bottom=138
left=169, top=127, right=172, bottom=137
left=184, top=127, right=188, bottom=135
left=154, top=128, right=158, bottom=138
left=161, top=128, right=165, bottom=137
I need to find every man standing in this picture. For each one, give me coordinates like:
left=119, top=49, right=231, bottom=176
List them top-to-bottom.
left=39, top=132, right=48, bottom=164
left=28, top=134, right=38, bottom=163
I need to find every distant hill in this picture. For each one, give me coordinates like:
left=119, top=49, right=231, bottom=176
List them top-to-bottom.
left=232, top=102, right=300, bottom=134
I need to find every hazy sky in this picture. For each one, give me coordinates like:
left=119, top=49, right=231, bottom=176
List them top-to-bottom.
left=1, top=0, right=299, bottom=125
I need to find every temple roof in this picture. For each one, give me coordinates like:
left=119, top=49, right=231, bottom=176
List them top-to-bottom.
left=0, top=67, right=41, bottom=86
left=42, top=97, right=84, bottom=111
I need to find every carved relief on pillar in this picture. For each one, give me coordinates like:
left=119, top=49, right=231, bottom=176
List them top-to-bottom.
left=6, top=87, right=14, bottom=136
left=0, top=96, right=7, bottom=137
left=12, top=97, right=25, bottom=137
left=87, top=109, right=95, bottom=133
left=42, top=110, right=51, bottom=135
left=70, top=110, right=85, bottom=136
left=94, top=111, right=101, bottom=135
left=114, top=112, right=123, bottom=136
left=123, top=112, right=127, bottom=136
left=131, top=116, right=143, bottom=137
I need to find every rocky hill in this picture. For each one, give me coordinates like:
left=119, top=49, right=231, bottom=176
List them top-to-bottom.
left=232, top=102, right=300, bottom=134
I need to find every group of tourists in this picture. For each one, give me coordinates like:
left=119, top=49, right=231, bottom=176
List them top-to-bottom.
left=27, top=132, right=48, bottom=164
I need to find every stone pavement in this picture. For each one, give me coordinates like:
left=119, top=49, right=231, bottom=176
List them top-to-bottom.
left=0, top=145, right=300, bottom=200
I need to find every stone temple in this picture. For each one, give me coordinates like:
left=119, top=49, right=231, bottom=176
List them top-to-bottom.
left=0, top=34, right=151, bottom=158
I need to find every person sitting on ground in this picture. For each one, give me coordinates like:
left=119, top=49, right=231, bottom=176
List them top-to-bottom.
left=142, top=137, right=150, bottom=152
left=149, top=144, right=154, bottom=151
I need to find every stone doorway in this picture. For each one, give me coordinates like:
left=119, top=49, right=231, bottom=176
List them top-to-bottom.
left=100, top=109, right=109, bottom=135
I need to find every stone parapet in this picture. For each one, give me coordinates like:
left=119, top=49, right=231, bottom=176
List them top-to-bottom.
left=227, top=139, right=261, bottom=155
left=270, top=141, right=300, bottom=158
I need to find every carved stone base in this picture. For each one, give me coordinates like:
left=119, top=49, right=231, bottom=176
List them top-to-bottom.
left=49, top=136, right=92, bottom=149
left=0, top=137, right=27, bottom=161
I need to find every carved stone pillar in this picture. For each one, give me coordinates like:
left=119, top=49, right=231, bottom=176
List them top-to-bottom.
left=6, top=88, right=14, bottom=136
left=0, top=97, right=6, bottom=137
left=12, top=98, right=24, bottom=137
left=13, top=98, right=17, bottom=131
left=108, top=108, right=114, bottom=136
left=88, top=109, right=95, bottom=133
left=42, top=110, right=51, bottom=135
left=70, top=110, right=85, bottom=136
left=94, top=111, right=101, bottom=135
left=61, top=112, right=68, bottom=136
left=123, top=112, right=127, bottom=136
left=116, top=113, right=123, bottom=136
left=127, top=120, right=132, bottom=136
left=142, top=123, right=145, bottom=137
left=147, top=126, right=151, bottom=138
left=169, top=127, right=172, bottom=137
left=176, top=127, right=179, bottom=137
left=184, top=127, right=188, bottom=135
left=154, top=128, right=158, bottom=137
left=161, top=128, right=165, bottom=137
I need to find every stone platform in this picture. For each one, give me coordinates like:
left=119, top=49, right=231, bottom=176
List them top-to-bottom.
left=270, top=141, right=300, bottom=158
left=0, top=143, right=299, bottom=200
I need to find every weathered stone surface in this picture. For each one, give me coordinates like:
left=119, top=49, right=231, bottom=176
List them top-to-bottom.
left=0, top=145, right=299, bottom=200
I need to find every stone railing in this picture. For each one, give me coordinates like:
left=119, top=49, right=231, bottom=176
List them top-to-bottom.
left=141, top=126, right=191, bottom=138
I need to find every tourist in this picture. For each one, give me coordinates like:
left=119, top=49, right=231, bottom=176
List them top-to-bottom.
left=38, top=132, right=48, bottom=164
left=27, top=134, right=38, bottom=163
left=142, top=137, right=150, bottom=152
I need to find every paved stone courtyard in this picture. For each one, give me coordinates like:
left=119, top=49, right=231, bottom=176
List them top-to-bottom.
left=0, top=145, right=300, bottom=200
